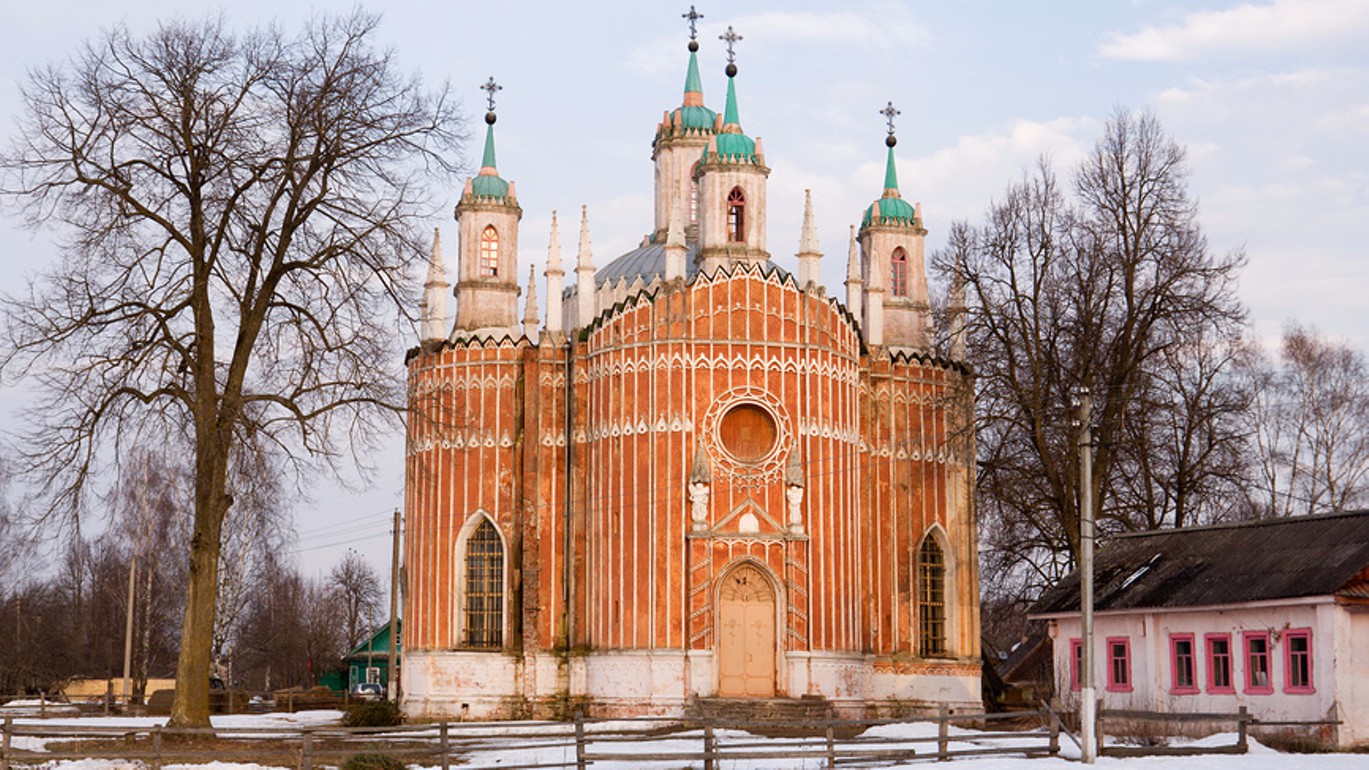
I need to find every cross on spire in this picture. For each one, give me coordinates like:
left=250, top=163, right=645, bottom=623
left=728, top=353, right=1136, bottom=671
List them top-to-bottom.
left=683, top=5, right=704, bottom=40
left=719, top=25, right=742, bottom=64
left=481, top=77, right=502, bottom=112
left=880, top=101, right=901, bottom=137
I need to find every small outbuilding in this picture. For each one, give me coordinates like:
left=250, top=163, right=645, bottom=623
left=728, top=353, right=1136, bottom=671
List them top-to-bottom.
left=1031, top=511, right=1369, bottom=747
left=345, top=620, right=401, bottom=694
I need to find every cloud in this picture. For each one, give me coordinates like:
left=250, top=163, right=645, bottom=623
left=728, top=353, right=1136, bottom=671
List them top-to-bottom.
left=1099, top=0, right=1369, bottom=62
left=626, top=4, right=929, bottom=78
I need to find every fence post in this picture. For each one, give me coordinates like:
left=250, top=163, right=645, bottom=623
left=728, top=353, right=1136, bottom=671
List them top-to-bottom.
left=104, top=680, right=113, bottom=716
left=39, top=693, right=45, bottom=719
left=937, top=704, right=949, bottom=761
left=1045, top=706, right=1060, bottom=755
left=1237, top=706, right=1249, bottom=753
left=825, top=707, right=836, bottom=770
left=574, top=711, right=586, bottom=770
left=3, top=715, right=13, bottom=770
left=440, top=721, right=450, bottom=770
left=703, top=721, right=715, bottom=770
left=152, top=727, right=162, bottom=770
left=301, top=731, right=314, bottom=770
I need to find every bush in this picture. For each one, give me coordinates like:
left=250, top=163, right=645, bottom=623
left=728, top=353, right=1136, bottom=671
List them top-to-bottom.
left=343, top=700, right=403, bottom=727
left=340, top=753, right=406, bottom=770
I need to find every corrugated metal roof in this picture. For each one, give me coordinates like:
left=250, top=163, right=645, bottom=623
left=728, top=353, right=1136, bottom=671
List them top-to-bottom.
left=1031, top=510, right=1369, bottom=616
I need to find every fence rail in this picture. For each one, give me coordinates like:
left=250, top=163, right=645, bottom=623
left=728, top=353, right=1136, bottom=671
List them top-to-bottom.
left=1, top=708, right=1062, bottom=770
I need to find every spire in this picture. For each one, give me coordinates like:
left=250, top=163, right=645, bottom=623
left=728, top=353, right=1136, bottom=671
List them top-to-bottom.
left=719, top=25, right=743, bottom=132
left=683, top=50, right=704, bottom=106
left=469, top=78, right=511, bottom=201
left=480, top=123, right=498, bottom=174
left=883, top=144, right=900, bottom=196
left=796, top=189, right=822, bottom=287
left=575, top=205, right=596, bottom=327
left=544, top=212, right=565, bottom=336
left=844, top=224, right=863, bottom=324
left=419, top=227, right=449, bottom=342
left=523, top=263, right=540, bottom=340
left=949, top=264, right=967, bottom=361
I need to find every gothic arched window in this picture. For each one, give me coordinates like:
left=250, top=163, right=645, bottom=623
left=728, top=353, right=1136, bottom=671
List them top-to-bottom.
left=690, top=162, right=701, bottom=225
left=727, top=187, right=746, bottom=242
left=479, top=226, right=499, bottom=277
left=891, top=247, right=910, bottom=297
left=464, top=518, right=504, bottom=648
left=918, top=536, right=947, bottom=657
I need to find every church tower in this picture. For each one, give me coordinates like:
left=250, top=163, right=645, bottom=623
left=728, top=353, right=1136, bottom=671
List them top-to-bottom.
left=652, top=7, right=716, bottom=244
left=694, top=26, right=769, bottom=273
left=453, top=78, right=523, bottom=339
left=858, top=103, right=931, bottom=350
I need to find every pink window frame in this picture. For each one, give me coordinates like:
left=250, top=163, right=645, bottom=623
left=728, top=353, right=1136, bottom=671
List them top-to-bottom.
left=890, top=247, right=910, bottom=297
left=1283, top=628, right=1315, bottom=694
left=1243, top=630, right=1273, bottom=695
left=1169, top=633, right=1199, bottom=694
left=1205, top=633, right=1235, bottom=694
left=1105, top=636, right=1132, bottom=693
left=1069, top=638, right=1082, bottom=692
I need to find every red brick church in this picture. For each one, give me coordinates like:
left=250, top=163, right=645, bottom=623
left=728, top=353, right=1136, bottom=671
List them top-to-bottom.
left=401, top=16, right=980, bottom=719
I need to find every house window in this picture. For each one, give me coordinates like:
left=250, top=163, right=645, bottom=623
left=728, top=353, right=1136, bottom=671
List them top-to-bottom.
left=726, top=187, right=745, bottom=242
left=479, top=226, right=499, bottom=277
left=890, top=247, right=909, bottom=297
left=464, top=518, right=504, bottom=648
left=917, top=537, right=947, bottom=657
left=1284, top=628, right=1314, bottom=693
left=1244, top=630, right=1272, bottom=694
left=1170, top=633, right=1198, bottom=694
left=1206, top=633, right=1234, bottom=694
left=1106, top=637, right=1131, bottom=693
left=1069, top=638, right=1082, bottom=692
left=365, top=666, right=381, bottom=685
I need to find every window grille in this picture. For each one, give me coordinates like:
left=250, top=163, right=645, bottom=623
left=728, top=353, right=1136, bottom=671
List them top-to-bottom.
left=727, top=187, right=745, bottom=242
left=479, top=226, right=499, bottom=277
left=890, top=247, right=909, bottom=296
left=464, top=519, right=503, bottom=648
left=918, top=537, right=946, bottom=657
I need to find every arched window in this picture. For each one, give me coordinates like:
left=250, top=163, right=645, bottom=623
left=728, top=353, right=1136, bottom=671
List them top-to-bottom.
left=690, top=179, right=699, bottom=225
left=726, top=187, right=746, bottom=242
left=479, top=226, right=499, bottom=277
left=890, top=247, right=909, bottom=297
left=464, top=518, right=504, bottom=648
left=918, top=536, right=947, bottom=657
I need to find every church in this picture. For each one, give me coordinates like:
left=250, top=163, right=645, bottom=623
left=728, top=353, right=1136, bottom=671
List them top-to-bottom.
left=401, top=14, right=980, bottom=719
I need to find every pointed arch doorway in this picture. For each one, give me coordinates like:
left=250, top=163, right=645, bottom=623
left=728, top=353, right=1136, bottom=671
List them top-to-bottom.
left=716, top=563, right=777, bottom=697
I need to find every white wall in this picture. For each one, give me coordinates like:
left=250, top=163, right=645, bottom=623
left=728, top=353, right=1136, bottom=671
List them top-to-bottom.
left=1043, top=598, right=1358, bottom=746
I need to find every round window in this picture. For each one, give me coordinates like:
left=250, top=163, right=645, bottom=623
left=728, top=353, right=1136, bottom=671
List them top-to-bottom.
left=718, top=403, right=778, bottom=463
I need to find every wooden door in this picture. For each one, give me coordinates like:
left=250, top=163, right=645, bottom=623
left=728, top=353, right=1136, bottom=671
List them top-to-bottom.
left=717, top=564, right=776, bottom=697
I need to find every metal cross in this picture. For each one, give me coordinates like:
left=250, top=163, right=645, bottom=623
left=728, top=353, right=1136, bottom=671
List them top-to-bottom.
left=683, top=5, right=704, bottom=40
left=719, top=25, right=742, bottom=64
left=480, top=77, right=502, bottom=112
left=880, top=101, right=901, bottom=136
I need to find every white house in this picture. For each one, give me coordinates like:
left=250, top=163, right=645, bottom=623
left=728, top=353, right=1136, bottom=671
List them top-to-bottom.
left=1031, top=511, right=1369, bottom=748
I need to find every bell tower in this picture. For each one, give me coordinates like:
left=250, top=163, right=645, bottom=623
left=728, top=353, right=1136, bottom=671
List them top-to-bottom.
left=652, top=6, right=716, bottom=245
left=695, top=25, right=770, bottom=273
left=453, top=77, right=523, bottom=339
left=858, top=102, right=930, bottom=350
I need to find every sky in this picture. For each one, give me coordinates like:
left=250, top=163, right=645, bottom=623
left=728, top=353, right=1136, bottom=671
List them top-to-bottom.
left=1, top=0, right=1367, bottom=578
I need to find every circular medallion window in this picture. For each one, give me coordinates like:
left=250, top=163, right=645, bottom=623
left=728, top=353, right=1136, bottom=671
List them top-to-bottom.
left=718, top=403, right=778, bottom=463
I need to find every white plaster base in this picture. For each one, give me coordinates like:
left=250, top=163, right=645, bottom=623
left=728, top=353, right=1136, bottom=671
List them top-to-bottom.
left=401, top=648, right=982, bottom=720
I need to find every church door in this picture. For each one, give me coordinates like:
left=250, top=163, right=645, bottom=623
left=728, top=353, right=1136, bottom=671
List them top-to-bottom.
left=717, top=564, right=777, bottom=697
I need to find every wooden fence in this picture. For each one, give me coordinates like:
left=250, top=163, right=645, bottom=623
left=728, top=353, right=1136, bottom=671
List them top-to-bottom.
left=0, top=709, right=1061, bottom=770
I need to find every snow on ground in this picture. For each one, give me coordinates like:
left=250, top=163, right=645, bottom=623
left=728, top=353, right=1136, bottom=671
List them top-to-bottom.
left=3, top=710, right=1366, bottom=769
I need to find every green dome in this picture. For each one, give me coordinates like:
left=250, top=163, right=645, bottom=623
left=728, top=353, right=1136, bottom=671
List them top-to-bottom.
left=701, top=75, right=757, bottom=163
left=675, top=104, right=718, bottom=131
left=862, top=144, right=916, bottom=226
left=472, top=173, right=510, bottom=200
left=863, top=196, right=916, bottom=226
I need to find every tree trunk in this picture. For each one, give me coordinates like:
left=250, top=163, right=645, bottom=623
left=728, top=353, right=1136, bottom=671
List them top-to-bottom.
left=168, top=442, right=231, bottom=728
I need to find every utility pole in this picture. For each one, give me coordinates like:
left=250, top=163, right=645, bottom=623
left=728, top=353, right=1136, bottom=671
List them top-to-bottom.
left=1074, top=387, right=1096, bottom=764
left=388, top=509, right=401, bottom=703
left=121, top=555, right=137, bottom=707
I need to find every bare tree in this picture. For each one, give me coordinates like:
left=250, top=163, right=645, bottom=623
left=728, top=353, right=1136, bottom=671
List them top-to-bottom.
left=0, top=12, right=461, bottom=725
left=934, top=111, right=1246, bottom=601
left=1244, top=324, right=1369, bottom=516
left=329, top=549, right=384, bottom=652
